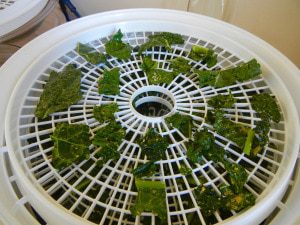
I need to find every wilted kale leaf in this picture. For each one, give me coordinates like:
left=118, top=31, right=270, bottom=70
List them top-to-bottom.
left=105, top=29, right=132, bottom=60
left=138, top=32, right=184, bottom=54
left=76, top=42, right=106, bottom=65
left=189, top=45, right=218, bottom=68
left=195, top=59, right=261, bottom=88
left=35, top=64, right=82, bottom=119
left=98, top=68, right=120, bottom=95
left=93, top=103, right=118, bottom=123
left=165, top=113, right=193, bottom=138
left=51, top=123, right=90, bottom=170
left=138, top=128, right=169, bottom=161
left=131, top=179, right=167, bottom=222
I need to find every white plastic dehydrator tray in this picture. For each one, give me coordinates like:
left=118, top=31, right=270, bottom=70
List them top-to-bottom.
left=0, top=0, right=48, bottom=41
left=1, top=9, right=300, bottom=225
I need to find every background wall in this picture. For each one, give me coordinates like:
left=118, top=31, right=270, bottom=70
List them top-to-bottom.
left=71, top=0, right=300, bottom=68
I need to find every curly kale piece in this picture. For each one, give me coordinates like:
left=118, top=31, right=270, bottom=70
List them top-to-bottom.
left=105, top=29, right=132, bottom=60
left=138, top=32, right=184, bottom=54
left=76, top=42, right=106, bottom=65
left=189, top=45, right=218, bottom=68
left=141, top=56, right=174, bottom=84
left=169, top=57, right=192, bottom=75
left=195, top=59, right=261, bottom=88
left=35, top=65, right=82, bottom=119
left=98, top=68, right=120, bottom=95
left=208, top=92, right=236, bottom=109
left=251, top=93, right=281, bottom=123
left=93, top=103, right=118, bottom=124
left=213, top=111, right=248, bottom=147
left=165, top=113, right=193, bottom=138
left=254, top=118, right=270, bottom=148
left=92, top=121, right=125, bottom=166
left=92, top=121, right=125, bottom=148
left=51, top=123, right=90, bottom=170
left=138, top=128, right=169, bottom=161
left=186, top=128, right=225, bottom=163
left=95, top=145, right=120, bottom=167
left=132, top=161, right=158, bottom=178
left=224, top=162, right=248, bottom=194
left=179, top=165, right=192, bottom=175
left=131, top=179, right=167, bottom=222
left=220, top=185, right=255, bottom=211
left=193, top=186, right=222, bottom=216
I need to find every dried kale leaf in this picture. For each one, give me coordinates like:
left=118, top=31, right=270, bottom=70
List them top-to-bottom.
left=105, top=29, right=132, bottom=60
left=138, top=32, right=184, bottom=54
left=76, top=42, right=106, bottom=65
left=189, top=45, right=217, bottom=68
left=141, top=56, right=174, bottom=84
left=169, top=57, right=192, bottom=75
left=195, top=59, right=261, bottom=88
left=35, top=64, right=82, bottom=119
left=98, top=68, right=120, bottom=95
left=208, top=92, right=236, bottom=109
left=251, top=93, right=281, bottom=123
left=93, top=103, right=119, bottom=123
left=165, top=113, right=193, bottom=138
left=92, top=121, right=125, bottom=148
left=93, top=121, right=125, bottom=166
left=51, top=123, right=90, bottom=170
left=138, top=128, right=169, bottom=161
left=132, top=161, right=158, bottom=178
left=224, top=161, right=248, bottom=194
left=130, top=179, right=167, bottom=222
left=220, top=185, right=255, bottom=211
left=193, top=186, right=222, bottom=216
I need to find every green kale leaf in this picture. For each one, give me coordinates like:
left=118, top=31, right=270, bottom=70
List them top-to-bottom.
left=105, top=29, right=132, bottom=60
left=138, top=32, right=184, bottom=54
left=76, top=42, right=106, bottom=65
left=188, top=45, right=217, bottom=68
left=141, top=56, right=174, bottom=84
left=169, top=57, right=192, bottom=75
left=195, top=59, right=261, bottom=88
left=35, top=65, right=82, bottom=119
left=98, top=68, right=120, bottom=95
left=208, top=92, right=236, bottom=109
left=251, top=93, right=281, bottom=123
left=93, top=103, right=118, bottom=123
left=213, top=111, right=248, bottom=147
left=165, top=113, right=193, bottom=138
left=254, top=118, right=270, bottom=147
left=92, top=121, right=125, bottom=148
left=93, top=121, right=125, bottom=166
left=51, top=123, right=90, bottom=170
left=138, top=128, right=169, bottom=161
left=243, top=128, right=255, bottom=155
left=95, top=145, right=120, bottom=167
left=132, top=161, right=158, bottom=178
left=224, top=162, right=248, bottom=194
left=179, top=165, right=192, bottom=175
left=131, top=179, right=167, bottom=221
left=220, top=185, right=255, bottom=211
left=193, top=186, right=222, bottom=216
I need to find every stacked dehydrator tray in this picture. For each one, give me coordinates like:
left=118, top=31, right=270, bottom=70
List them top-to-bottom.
left=1, top=9, right=300, bottom=225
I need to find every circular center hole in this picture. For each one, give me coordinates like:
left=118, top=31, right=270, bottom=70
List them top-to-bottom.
left=132, top=88, right=175, bottom=118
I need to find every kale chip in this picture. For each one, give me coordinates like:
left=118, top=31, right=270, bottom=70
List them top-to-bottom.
left=76, top=42, right=106, bottom=65
left=189, top=45, right=218, bottom=68
left=35, top=64, right=82, bottom=119
left=98, top=68, right=120, bottom=95
left=93, top=103, right=119, bottom=124
left=165, top=113, right=193, bottom=138
left=51, top=123, right=90, bottom=170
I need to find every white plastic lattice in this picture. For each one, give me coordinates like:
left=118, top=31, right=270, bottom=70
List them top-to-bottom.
left=4, top=10, right=300, bottom=225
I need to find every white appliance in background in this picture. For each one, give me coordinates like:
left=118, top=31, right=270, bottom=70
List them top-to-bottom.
left=70, top=0, right=300, bottom=67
